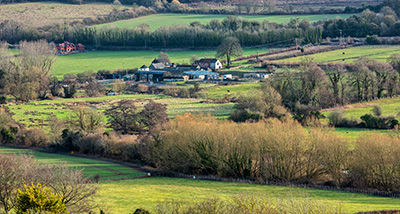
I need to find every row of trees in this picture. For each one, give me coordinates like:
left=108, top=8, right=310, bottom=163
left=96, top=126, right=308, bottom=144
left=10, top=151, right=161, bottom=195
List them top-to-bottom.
left=2, top=4, right=400, bottom=48
left=323, top=7, right=400, bottom=38
left=143, top=113, right=400, bottom=192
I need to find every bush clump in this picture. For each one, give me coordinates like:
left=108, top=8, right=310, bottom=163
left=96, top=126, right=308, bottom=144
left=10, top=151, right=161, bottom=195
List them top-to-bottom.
left=15, top=183, right=67, bottom=214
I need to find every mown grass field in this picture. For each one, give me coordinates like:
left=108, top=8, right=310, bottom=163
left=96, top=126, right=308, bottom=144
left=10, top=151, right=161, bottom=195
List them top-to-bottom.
left=0, top=2, right=127, bottom=28
left=96, top=13, right=355, bottom=31
left=281, top=46, right=400, bottom=63
left=52, top=49, right=262, bottom=78
left=0, top=146, right=144, bottom=181
left=1, top=146, right=399, bottom=213
left=99, top=177, right=400, bottom=213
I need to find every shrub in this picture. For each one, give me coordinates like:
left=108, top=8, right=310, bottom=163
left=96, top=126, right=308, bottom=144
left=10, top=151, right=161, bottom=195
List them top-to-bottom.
left=366, top=35, right=380, bottom=45
left=136, top=84, right=149, bottom=93
left=163, top=87, right=180, bottom=97
left=178, top=88, right=190, bottom=98
left=371, top=105, right=383, bottom=117
left=229, top=110, right=262, bottom=122
left=328, top=111, right=344, bottom=126
left=328, top=111, right=359, bottom=127
left=360, top=114, right=399, bottom=129
left=16, top=128, right=49, bottom=147
left=350, top=134, right=400, bottom=191
left=15, top=183, right=67, bottom=214
left=154, top=194, right=343, bottom=214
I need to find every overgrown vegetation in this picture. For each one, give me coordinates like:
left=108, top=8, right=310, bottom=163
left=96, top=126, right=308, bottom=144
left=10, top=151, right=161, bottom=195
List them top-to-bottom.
left=141, top=113, right=400, bottom=192
left=154, top=193, right=343, bottom=214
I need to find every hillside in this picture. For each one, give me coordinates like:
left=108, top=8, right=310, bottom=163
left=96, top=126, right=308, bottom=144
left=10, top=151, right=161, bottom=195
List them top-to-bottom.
left=0, top=3, right=131, bottom=28
left=96, top=13, right=355, bottom=30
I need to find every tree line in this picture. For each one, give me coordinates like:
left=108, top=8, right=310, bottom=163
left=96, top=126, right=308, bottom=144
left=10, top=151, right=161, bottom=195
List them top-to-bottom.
left=2, top=5, right=400, bottom=49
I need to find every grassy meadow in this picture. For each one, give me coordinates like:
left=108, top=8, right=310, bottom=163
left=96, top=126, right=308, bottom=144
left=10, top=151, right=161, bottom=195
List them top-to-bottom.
left=0, top=2, right=127, bottom=28
left=96, top=13, right=356, bottom=31
left=280, top=46, right=400, bottom=63
left=52, top=49, right=262, bottom=78
left=6, top=93, right=236, bottom=130
left=322, top=96, right=400, bottom=119
left=0, top=146, right=144, bottom=181
left=1, top=146, right=400, bottom=213
left=99, top=177, right=400, bottom=213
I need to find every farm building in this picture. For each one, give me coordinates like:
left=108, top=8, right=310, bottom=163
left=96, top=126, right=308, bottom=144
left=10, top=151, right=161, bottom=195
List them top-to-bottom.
left=56, top=41, right=85, bottom=55
left=152, top=58, right=170, bottom=66
left=193, top=58, right=222, bottom=71
left=149, top=63, right=165, bottom=70
left=140, top=65, right=150, bottom=71
left=135, top=70, right=166, bottom=82
left=184, top=70, right=219, bottom=80
left=243, top=73, right=270, bottom=79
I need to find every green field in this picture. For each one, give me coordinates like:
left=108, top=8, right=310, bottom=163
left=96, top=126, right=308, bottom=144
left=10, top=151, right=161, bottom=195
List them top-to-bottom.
left=96, top=13, right=355, bottom=31
left=281, top=46, right=400, bottom=63
left=52, top=49, right=262, bottom=78
left=203, top=82, right=260, bottom=99
left=7, top=93, right=236, bottom=130
left=323, top=96, right=400, bottom=120
left=331, top=127, right=388, bottom=140
left=0, top=146, right=144, bottom=181
left=1, top=146, right=400, bottom=214
left=98, top=177, right=400, bottom=213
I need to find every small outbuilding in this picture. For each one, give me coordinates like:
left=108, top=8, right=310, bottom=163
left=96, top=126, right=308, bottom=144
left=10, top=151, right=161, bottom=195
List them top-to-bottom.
left=184, top=70, right=219, bottom=80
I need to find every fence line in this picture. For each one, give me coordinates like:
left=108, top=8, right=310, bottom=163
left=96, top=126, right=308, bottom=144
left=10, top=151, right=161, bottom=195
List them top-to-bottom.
left=146, top=171, right=400, bottom=198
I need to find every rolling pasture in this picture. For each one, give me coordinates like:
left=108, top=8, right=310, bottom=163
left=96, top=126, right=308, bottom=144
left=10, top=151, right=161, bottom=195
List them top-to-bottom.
left=0, top=2, right=126, bottom=28
left=96, top=13, right=356, bottom=31
left=280, top=46, right=400, bottom=63
left=52, top=49, right=262, bottom=78
left=0, top=146, right=144, bottom=181
left=1, top=146, right=399, bottom=213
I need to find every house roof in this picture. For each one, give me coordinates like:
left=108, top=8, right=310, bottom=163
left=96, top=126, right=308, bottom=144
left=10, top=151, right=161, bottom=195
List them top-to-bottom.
left=152, top=58, right=170, bottom=64
left=198, top=58, right=219, bottom=63
left=149, top=63, right=165, bottom=69
left=140, top=65, right=148, bottom=69
left=135, top=70, right=166, bottom=75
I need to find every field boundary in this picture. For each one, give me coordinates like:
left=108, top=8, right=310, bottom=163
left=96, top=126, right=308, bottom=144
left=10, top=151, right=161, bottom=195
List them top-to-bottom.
left=149, top=171, right=400, bottom=198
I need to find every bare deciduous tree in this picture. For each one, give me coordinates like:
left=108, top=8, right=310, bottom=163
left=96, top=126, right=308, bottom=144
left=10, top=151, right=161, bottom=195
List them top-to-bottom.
left=68, top=106, right=104, bottom=132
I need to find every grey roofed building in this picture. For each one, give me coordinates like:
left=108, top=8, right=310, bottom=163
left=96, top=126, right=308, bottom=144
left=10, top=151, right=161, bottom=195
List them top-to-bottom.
left=152, top=58, right=170, bottom=65
left=149, top=63, right=165, bottom=70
